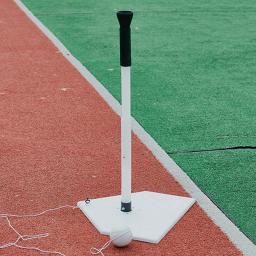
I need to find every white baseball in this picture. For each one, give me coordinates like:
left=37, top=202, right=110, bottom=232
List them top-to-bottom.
left=110, top=225, right=133, bottom=247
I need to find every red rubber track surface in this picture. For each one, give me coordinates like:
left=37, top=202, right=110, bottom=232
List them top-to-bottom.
left=0, top=1, right=241, bottom=255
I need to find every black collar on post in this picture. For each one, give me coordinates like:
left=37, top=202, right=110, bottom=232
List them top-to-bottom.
left=117, top=11, right=133, bottom=67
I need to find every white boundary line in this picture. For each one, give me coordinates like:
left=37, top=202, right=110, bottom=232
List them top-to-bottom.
left=15, top=0, right=256, bottom=255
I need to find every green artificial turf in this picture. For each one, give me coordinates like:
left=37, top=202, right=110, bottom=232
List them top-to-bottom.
left=22, top=0, right=256, bottom=242
left=174, top=150, right=256, bottom=240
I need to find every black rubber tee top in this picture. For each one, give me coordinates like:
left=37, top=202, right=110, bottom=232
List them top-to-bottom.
left=117, top=11, right=133, bottom=67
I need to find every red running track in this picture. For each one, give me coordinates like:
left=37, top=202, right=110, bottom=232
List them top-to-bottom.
left=0, top=0, right=241, bottom=255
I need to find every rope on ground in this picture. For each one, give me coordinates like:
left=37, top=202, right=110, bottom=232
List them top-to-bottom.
left=0, top=205, right=77, bottom=255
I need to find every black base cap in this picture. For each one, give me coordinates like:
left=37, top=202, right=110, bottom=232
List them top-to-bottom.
left=121, top=202, right=132, bottom=212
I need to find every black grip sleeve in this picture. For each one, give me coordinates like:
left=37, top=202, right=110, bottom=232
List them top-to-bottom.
left=117, top=11, right=133, bottom=67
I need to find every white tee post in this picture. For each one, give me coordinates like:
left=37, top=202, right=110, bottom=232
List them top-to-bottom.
left=77, top=10, right=195, bottom=243
left=117, top=11, right=133, bottom=212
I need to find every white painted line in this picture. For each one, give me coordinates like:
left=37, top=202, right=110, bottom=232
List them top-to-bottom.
left=15, top=0, right=256, bottom=255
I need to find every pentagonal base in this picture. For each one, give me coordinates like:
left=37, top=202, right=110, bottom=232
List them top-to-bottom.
left=77, top=191, right=195, bottom=243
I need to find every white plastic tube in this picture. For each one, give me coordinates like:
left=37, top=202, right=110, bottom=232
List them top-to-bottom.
left=121, top=66, right=132, bottom=208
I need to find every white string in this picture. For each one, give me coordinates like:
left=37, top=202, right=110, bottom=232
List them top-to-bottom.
left=0, top=204, right=77, bottom=218
left=0, top=204, right=130, bottom=256
left=0, top=205, right=77, bottom=255
left=90, top=240, right=112, bottom=256
left=14, top=244, right=66, bottom=256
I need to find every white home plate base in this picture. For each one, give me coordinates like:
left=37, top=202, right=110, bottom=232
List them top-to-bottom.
left=77, top=191, right=195, bottom=243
